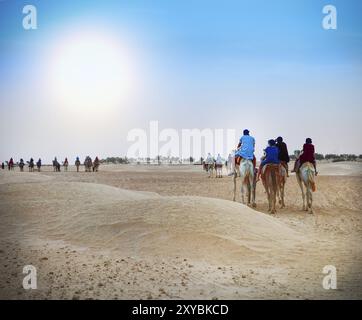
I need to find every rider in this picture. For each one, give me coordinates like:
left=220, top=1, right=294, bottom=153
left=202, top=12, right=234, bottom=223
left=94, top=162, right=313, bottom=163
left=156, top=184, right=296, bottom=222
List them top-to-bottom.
left=235, top=129, right=256, bottom=167
left=276, top=136, right=290, bottom=177
left=292, top=138, right=318, bottom=175
left=257, top=139, right=280, bottom=181
left=205, top=153, right=214, bottom=164
left=216, top=154, right=222, bottom=165
left=75, top=156, right=81, bottom=172
left=8, top=158, right=14, bottom=170
left=19, top=158, right=25, bottom=171
left=36, top=158, right=42, bottom=171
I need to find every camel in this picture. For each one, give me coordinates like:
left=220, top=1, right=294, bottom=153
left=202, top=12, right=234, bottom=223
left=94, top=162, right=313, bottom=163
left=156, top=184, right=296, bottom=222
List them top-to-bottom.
left=203, top=155, right=216, bottom=178
left=84, top=156, right=93, bottom=172
left=232, top=157, right=256, bottom=207
left=53, top=158, right=61, bottom=172
left=63, top=158, right=69, bottom=172
left=93, top=158, right=100, bottom=172
left=7, top=159, right=14, bottom=171
left=28, top=159, right=34, bottom=172
left=36, top=159, right=41, bottom=172
left=75, top=159, right=81, bottom=172
left=19, top=160, right=25, bottom=172
left=204, top=161, right=215, bottom=178
left=296, top=162, right=316, bottom=214
left=215, top=163, right=223, bottom=178
left=261, top=164, right=280, bottom=214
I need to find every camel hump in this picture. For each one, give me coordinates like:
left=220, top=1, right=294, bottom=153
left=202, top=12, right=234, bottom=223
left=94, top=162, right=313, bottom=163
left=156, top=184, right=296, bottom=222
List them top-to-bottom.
left=301, top=162, right=314, bottom=170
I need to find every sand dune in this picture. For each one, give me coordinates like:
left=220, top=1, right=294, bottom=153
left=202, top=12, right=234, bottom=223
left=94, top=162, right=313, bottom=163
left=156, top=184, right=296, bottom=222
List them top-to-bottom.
left=0, top=163, right=361, bottom=299
left=1, top=180, right=305, bottom=258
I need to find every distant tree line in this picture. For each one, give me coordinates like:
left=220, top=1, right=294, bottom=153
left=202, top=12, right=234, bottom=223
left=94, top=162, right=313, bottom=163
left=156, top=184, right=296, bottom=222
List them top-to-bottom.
left=290, top=153, right=362, bottom=162
left=101, top=154, right=362, bottom=165
left=100, top=157, right=129, bottom=164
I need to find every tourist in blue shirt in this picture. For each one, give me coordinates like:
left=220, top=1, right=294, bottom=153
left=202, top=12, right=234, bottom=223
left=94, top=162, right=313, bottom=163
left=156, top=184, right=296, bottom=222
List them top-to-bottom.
left=235, top=129, right=256, bottom=166
left=257, top=139, right=280, bottom=181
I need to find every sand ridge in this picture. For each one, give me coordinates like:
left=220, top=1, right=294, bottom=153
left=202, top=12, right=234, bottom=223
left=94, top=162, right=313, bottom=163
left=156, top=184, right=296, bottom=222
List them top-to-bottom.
left=0, top=163, right=361, bottom=299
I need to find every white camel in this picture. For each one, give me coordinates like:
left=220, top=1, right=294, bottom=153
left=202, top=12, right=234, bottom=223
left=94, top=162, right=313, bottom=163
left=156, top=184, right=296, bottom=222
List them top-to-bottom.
left=204, top=153, right=215, bottom=178
left=215, top=154, right=223, bottom=178
left=232, top=157, right=256, bottom=207
left=296, top=162, right=316, bottom=214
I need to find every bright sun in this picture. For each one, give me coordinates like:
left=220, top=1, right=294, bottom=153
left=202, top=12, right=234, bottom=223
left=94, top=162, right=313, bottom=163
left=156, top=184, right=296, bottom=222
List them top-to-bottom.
left=50, top=31, right=132, bottom=111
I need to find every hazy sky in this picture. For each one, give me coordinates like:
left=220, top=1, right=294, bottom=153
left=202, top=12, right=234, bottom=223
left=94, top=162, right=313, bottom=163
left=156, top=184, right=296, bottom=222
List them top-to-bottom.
left=0, top=0, right=361, bottom=163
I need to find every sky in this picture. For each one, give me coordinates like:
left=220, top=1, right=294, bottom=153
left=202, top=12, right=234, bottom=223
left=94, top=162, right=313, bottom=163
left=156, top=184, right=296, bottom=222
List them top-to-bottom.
left=0, top=0, right=361, bottom=163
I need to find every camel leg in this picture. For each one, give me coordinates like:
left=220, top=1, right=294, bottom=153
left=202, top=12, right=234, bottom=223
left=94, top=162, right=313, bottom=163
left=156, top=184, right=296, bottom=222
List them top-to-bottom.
left=232, top=172, right=236, bottom=202
left=297, top=174, right=306, bottom=211
left=251, top=176, right=256, bottom=208
left=241, top=182, right=245, bottom=204
left=247, top=182, right=251, bottom=205
left=280, top=182, right=285, bottom=208
left=303, top=184, right=308, bottom=211
left=265, top=186, right=271, bottom=212
left=307, top=186, right=313, bottom=214
left=270, top=188, right=275, bottom=214
left=273, top=191, right=277, bottom=213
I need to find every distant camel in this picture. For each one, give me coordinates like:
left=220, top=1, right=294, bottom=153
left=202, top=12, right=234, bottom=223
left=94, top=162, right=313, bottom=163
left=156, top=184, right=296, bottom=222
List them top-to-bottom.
left=84, top=157, right=92, bottom=172
left=233, top=157, right=256, bottom=207
left=75, top=158, right=81, bottom=172
left=93, top=158, right=100, bottom=172
left=8, top=159, right=14, bottom=171
left=28, top=159, right=34, bottom=172
left=36, top=159, right=41, bottom=172
left=53, top=159, right=61, bottom=172
left=63, top=159, right=69, bottom=172
left=19, top=160, right=25, bottom=172
left=203, top=161, right=215, bottom=178
left=296, top=162, right=316, bottom=214
left=215, top=163, right=223, bottom=178
left=261, top=164, right=280, bottom=214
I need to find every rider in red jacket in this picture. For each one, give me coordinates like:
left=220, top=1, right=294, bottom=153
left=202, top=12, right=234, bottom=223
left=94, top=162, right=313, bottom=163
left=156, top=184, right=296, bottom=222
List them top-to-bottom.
left=292, top=138, right=317, bottom=175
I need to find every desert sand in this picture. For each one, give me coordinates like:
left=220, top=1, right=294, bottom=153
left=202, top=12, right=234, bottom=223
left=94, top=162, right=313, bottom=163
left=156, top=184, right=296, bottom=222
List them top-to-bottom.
left=0, top=161, right=361, bottom=299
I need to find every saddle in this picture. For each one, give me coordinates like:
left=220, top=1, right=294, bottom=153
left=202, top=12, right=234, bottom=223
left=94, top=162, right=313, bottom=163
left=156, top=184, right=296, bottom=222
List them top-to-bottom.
left=235, top=156, right=256, bottom=168
left=261, top=163, right=280, bottom=175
